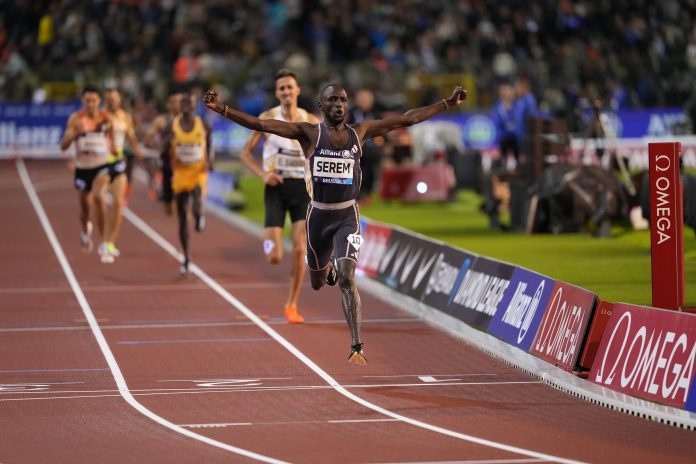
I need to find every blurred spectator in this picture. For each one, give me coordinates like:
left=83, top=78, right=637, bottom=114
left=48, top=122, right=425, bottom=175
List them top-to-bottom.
left=1, top=0, right=695, bottom=125
left=491, top=83, right=522, bottom=168
left=348, top=88, right=384, bottom=203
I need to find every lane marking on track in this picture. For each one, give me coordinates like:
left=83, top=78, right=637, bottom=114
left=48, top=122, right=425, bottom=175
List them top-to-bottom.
left=17, top=159, right=289, bottom=464
left=122, top=204, right=586, bottom=464
left=0, top=282, right=309, bottom=294
left=0, top=317, right=420, bottom=333
left=115, top=337, right=272, bottom=345
left=0, top=368, right=109, bottom=373
left=364, top=374, right=497, bottom=378
left=0, top=380, right=544, bottom=397
left=0, top=380, right=546, bottom=403
left=181, top=418, right=401, bottom=428
left=374, top=460, right=548, bottom=464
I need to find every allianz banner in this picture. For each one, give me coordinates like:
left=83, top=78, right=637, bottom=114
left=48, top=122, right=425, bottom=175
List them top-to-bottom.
left=0, top=102, right=80, bottom=158
left=374, top=227, right=442, bottom=299
left=421, top=247, right=477, bottom=316
left=434, top=255, right=515, bottom=330
left=487, top=268, right=556, bottom=352
left=531, top=281, right=597, bottom=371
left=590, top=303, right=696, bottom=410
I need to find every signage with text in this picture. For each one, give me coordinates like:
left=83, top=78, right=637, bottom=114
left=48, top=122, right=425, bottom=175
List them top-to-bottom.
left=648, top=142, right=684, bottom=310
left=357, top=221, right=394, bottom=278
left=374, top=228, right=442, bottom=299
left=421, top=247, right=477, bottom=316
left=443, top=256, right=515, bottom=329
left=487, top=268, right=556, bottom=352
left=531, top=282, right=597, bottom=371
left=590, top=303, right=696, bottom=409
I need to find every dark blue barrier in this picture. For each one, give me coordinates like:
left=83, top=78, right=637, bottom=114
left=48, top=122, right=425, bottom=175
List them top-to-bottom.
left=487, top=268, right=556, bottom=352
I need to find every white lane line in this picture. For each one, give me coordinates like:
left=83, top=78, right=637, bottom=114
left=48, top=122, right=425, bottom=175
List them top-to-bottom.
left=17, top=159, right=288, bottom=464
left=123, top=204, right=585, bottom=464
left=0, top=282, right=301, bottom=294
left=0, top=317, right=420, bottom=333
left=364, top=374, right=497, bottom=379
left=0, top=380, right=543, bottom=396
left=181, top=418, right=399, bottom=428
left=327, top=419, right=398, bottom=424
left=183, top=422, right=252, bottom=428
left=373, top=460, right=547, bottom=464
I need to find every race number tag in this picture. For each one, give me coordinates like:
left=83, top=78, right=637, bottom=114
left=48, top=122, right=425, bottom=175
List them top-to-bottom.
left=78, top=132, right=108, bottom=156
left=176, top=143, right=203, bottom=163
left=275, top=153, right=305, bottom=177
left=313, top=156, right=354, bottom=184
left=347, top=233, right=363, bottom=250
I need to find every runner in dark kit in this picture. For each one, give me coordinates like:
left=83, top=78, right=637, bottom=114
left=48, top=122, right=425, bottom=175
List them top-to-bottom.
left=204, top=84, right=467, bottom=364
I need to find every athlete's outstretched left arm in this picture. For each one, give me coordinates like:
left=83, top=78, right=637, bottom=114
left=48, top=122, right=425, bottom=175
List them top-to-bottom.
left=356, top=86, right=467, bottom=142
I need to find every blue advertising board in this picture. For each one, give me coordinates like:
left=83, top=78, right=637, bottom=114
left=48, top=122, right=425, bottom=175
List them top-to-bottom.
left=0, top=102, right=81, bottom=157
left=487, top=268, right=556, bottom=352
left=685, top=370, right=696, bottom=413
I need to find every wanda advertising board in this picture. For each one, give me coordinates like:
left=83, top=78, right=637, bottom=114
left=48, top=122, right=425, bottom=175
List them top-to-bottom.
left=373, top=228, right=442, bottom=300
left=440, top=256, right=515, bottom=329
left=487, top=268, right=556, bottom=352
left=530, top=281, right=597, bottom=371
left=590, top=303, right=696, bottom=409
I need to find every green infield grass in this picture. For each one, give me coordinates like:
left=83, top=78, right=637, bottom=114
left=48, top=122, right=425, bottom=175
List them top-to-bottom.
left=229, top=170, right=696, bottom=307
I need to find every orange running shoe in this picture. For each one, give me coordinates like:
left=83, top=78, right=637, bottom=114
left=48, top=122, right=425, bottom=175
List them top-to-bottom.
left=284, top=304, right=305, bottom=324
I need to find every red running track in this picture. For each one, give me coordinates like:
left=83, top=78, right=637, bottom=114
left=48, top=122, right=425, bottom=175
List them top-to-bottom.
left=1, top=159, right=694, bottom=464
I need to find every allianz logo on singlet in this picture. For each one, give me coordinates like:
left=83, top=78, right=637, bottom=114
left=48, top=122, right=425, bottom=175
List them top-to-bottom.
left=317, top=148, right=354, bottom=158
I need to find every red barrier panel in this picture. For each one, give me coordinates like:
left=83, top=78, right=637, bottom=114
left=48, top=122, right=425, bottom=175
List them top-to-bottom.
left=648, top=142, right=685, bottom=310
left=356, top=222, right=393, bottom=278
left=530, top=282, right=597, bottom=371
left=577, top=300, right=614, bottom=374
left=590, top=303, right=696, bottom=409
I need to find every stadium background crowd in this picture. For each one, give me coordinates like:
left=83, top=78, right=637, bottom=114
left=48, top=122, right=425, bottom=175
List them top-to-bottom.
left=3, top=0, right=696, bottom=133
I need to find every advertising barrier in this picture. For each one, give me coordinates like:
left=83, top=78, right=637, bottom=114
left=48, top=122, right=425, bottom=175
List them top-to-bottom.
left=0, top=102, right=80, bottom=158
left=357, top=221, right=394, bottom=279
left=374, top=228, right=442, bottom=299
left=421, top=247, right=477, bottom=317
left=443, top=256, right=515, bottom=329
left=487, top=268, right=556, bottom=352
left=531, top=282, right=597, bottom=371
left=577, top=300, right=614, bottom=372
left=590, top=303, right=696, bottom=409
left=687, top=376, right=696, bottom=412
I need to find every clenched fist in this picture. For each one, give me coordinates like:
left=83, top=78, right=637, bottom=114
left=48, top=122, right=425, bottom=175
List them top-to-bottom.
left=204, top=89, right=219, bottom=109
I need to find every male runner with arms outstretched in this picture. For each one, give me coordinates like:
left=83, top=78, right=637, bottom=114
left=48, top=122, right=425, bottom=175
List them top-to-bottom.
left=205, top=84, right=467, bottom=364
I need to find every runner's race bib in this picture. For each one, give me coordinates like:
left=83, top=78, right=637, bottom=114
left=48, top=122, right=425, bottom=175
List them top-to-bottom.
left=77, top=132, right=108, bottom=157
left=176, top=143, right=204, bottom=164
left=275, top=152, right=305, bottom=178
left=312, top=156, right=354, bottom=184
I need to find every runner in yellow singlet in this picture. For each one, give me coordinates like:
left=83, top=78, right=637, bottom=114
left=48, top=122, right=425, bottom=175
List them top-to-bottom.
left=162, top=92, right=213, bottom=273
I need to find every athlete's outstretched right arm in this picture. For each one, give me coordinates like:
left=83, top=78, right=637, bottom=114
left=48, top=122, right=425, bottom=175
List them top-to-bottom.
left=204, top=90, right=312, bottom=145
left=239, top=127, right=284, bottom=186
